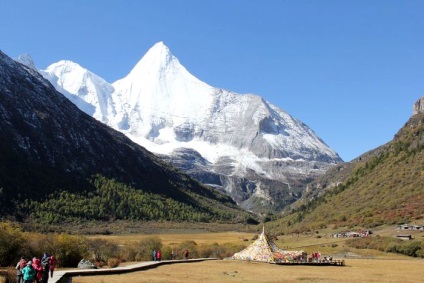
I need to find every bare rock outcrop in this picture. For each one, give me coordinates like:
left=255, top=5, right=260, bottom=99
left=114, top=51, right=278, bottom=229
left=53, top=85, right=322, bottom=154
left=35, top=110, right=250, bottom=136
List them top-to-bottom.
left=413, top=96, right=424, bottom=115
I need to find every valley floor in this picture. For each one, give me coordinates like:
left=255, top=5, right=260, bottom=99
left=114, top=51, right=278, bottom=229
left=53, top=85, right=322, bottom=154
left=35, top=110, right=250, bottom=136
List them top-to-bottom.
left=77, top=226, right=423, bottom=283
left=71, top=258, right=424, bottom=283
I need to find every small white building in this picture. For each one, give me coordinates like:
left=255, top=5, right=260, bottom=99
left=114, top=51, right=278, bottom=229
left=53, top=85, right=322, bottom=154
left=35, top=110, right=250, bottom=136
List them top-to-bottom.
left=397, top=224, right=424, bottom=231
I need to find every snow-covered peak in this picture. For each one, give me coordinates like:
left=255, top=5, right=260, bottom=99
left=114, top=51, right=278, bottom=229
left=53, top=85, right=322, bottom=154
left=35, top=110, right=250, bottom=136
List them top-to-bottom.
left=120, top=41, right=179, bottom=80
left=142, top=41, right=173, bottom=67
left=111, top=42, right=215, bottom=136
left=115, top=42, right=203, bottom=85
left=15, top=53, right=36, bottom=70
left=42, top=60, right=115, bottom=123
left=44, top=60, right=90, bottom=94
left=44, top=60, right=112, bottom=94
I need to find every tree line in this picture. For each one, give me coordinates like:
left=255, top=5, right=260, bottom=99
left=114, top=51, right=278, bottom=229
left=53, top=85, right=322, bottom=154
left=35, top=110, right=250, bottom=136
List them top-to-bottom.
left=16, top=175, right=252, bottom=225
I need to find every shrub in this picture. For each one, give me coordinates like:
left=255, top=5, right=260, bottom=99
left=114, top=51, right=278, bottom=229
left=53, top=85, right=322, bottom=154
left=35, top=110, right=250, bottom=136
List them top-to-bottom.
left=0, top=222, right=94, bottom=268
left=0, top=223, right=25, bottom=266
left=21, top=232, right=50, bottom=260
left=52, top=234, right=89, bottom=267
left=346, top=236, right=424, bottom=258
left=141, top=237, right=163, bottom=260
left=87, top=239, right=119, bottom=262
left=416, top=240, right=424, bottom=258
left=119, top=241, right=176, bottom=262
left=397, top=241, right=422, bottom=257
left=198, top=242, right=226, bottom=258
left=119, top=243, right=138, bottom=262
left=220, top=243, right=247, bottom=258
left=160, top=245, right=173, bottom=260
left=107, top=257, right=120, bottom=268
left=0, top=268, right=15, bottom=283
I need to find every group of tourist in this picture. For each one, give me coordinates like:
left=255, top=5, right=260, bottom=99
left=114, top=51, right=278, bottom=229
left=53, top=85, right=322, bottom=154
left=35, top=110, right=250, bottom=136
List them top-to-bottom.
left=152, top=249, right=162, bottom=262
left=310, top=252, right=321, bottom=262
left=15, top=253, right=57, bottom=283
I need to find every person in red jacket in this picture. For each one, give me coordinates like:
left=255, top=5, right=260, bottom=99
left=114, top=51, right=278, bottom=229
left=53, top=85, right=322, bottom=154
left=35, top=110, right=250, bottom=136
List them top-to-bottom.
left=156, top=250, right=162, bottom=262
left=183, top=250, right=189, bottom=260
left=49, top=255, right=58, bottom=278
left=32, top=258, right=43, bottom=283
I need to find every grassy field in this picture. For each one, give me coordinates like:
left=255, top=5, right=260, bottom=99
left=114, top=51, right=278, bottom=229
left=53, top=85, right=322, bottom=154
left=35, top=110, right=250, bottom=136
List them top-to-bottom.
left=73, top=228, right=424, bottom=282
left=72, top=258, right=424, bottom=283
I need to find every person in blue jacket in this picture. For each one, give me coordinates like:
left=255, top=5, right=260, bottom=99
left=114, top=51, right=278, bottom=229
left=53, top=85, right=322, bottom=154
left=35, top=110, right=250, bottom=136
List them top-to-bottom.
left=21, top=261, right=36, bottom=283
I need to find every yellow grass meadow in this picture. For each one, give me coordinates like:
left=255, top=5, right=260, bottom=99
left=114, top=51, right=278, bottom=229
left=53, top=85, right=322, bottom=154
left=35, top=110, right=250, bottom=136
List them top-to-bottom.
left=71, top=258, right=424, bottom=283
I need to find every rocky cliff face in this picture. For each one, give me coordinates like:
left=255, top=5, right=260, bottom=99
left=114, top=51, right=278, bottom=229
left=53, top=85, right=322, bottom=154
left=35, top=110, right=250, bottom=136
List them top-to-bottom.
left=413, top=96, right=424, bottom=115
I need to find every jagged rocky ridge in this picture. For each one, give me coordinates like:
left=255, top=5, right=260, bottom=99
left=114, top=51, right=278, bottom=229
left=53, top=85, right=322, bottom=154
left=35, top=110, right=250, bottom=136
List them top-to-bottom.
left=19, top=42, right=343, bottom=213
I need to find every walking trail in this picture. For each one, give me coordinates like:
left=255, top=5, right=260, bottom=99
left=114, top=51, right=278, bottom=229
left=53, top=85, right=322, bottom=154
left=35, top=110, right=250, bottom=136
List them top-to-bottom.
left=50, top=258, right=217, bottom=283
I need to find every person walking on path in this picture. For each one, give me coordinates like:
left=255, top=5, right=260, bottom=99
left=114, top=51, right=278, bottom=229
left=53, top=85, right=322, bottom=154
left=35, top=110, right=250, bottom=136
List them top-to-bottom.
left=152, top=250, right=157, bottom=261
left=156, top=250, right=162, bottom=262
left=183, top=250, right=189, bottom=260
left=48, top=255, right=57, bottom=278
left=15, top=256, right=27, bottom=283
left=32, top=258, right=43, bottom=283
left=41, top=259, right=50, bottom=283
left=22, top=261, right=36, bottom=283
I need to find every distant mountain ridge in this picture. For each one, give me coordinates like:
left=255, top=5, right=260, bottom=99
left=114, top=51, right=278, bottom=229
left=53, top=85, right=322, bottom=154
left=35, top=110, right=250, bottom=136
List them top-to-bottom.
left=19, top=42, right=342, bottom=213
left=0, top=50, right=249, bottom=223
left=267, top=97, right=424, bottom=232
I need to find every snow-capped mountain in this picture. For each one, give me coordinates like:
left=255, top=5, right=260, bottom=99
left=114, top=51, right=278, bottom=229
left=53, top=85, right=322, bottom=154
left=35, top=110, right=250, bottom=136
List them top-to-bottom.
left=29, top=42, right=343, bottom=212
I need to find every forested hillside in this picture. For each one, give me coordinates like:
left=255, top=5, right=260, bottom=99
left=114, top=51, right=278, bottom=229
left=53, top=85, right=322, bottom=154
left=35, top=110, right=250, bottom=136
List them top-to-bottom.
left=268, top=111, right=424, bottom=233
left=17, top=175, right=250, bottom=226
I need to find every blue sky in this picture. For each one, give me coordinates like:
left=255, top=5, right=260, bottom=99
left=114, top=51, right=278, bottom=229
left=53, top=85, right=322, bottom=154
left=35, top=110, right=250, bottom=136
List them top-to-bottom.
left=1, top=0, right=423, bottom=161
